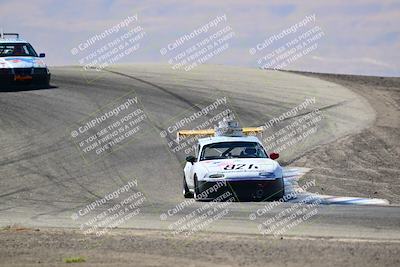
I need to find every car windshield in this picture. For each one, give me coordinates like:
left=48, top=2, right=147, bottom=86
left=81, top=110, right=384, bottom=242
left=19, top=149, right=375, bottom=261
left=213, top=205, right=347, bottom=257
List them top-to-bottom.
left=0, top=43, right=38, bottom=57
left=200, top=141, right=268, bottom=161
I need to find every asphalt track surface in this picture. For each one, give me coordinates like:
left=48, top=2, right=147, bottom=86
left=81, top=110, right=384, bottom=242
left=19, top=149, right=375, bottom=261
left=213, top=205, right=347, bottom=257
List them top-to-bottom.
left=0, top=64, right=399, bottom=243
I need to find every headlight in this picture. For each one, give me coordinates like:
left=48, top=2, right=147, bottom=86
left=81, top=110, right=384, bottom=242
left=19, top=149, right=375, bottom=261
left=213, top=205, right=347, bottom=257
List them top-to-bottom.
left=259, top=172, right=275, bottom=178
left=208, top=173, right=225, bottom=178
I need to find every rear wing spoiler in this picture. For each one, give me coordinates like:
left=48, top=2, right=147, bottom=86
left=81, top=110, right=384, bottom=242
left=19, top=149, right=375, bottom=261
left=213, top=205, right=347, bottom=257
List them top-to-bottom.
left=0, top=32, right=20, bottom=39
left=176, top=127, right=264, bottom=142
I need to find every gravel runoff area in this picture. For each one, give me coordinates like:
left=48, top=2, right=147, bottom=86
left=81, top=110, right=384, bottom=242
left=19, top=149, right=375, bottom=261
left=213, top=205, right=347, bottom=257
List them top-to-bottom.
left=291, top=72, right=400, bottom=204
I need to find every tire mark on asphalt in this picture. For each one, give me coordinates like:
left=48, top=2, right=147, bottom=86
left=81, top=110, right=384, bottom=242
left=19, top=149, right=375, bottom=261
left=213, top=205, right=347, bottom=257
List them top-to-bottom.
left=103, top=69, right=214, bottom=163
left=104, top=69, right=202, bottom=113
left=0, top=188, right=29, bottom=198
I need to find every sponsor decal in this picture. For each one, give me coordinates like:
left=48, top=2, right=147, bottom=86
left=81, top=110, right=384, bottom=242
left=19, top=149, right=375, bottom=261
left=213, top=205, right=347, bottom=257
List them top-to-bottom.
left=5, top=57, right=35, bottom=63
left=15, top=75, right=32, bottom=81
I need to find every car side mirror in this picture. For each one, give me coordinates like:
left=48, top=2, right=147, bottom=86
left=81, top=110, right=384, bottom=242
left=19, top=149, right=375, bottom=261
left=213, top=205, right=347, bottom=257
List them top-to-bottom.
left=39, top=53, right=45, bottom=58
left=270, top=152, right=279, bottom=160
left=186, top=156, right=196, bottom=164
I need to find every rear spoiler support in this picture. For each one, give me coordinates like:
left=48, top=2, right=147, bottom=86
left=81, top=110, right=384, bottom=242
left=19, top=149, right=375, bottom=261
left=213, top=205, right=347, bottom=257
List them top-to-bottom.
left=0, top=32, right=20, bottom=39
left=176, top=127, right=264, bottom=143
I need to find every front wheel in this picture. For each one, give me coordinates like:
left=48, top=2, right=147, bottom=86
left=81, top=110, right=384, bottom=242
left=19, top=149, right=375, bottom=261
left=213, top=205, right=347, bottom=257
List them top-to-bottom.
left=42, top=74, right=50, bottom=88
left=183, top=175, right=193, bottom=198
left=193, top=176, right=201, bottom=200
left=272, top=177, right=285, bottom=201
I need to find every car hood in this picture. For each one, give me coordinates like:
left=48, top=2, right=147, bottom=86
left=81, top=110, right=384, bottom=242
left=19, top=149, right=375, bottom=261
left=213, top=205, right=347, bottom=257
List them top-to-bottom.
left=0, top=57, right=47, bottom=69
left=199, top=158, right=281, bottom=179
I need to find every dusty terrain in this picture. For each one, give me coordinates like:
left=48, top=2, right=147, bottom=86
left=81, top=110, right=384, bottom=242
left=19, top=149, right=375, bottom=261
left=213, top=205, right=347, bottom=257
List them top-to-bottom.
left=291, top=72, right=400, bottom=203
left=1, top=226, right=400, bottom=267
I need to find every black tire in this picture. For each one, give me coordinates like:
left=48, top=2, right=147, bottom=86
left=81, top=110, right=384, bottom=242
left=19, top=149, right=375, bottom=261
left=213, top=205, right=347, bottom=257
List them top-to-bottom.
left=42, top=75, right=50, bottom=88
left=183, top=175, right=193, bottom=198
left=193, top=175, right=201, bottom=200
left=272, top=177, right=285, bottom=201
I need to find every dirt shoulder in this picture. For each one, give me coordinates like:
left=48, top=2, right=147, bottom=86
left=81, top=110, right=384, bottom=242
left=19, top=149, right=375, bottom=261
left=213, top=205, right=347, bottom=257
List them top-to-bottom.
left=291, top=72, right=400, bottom=203
left=1, top=226, right=399, bottom=267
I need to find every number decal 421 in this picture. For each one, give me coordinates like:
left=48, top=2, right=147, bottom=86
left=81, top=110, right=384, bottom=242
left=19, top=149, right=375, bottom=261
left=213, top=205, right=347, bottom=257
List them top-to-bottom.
left=223, top=164, right=259, bottom=170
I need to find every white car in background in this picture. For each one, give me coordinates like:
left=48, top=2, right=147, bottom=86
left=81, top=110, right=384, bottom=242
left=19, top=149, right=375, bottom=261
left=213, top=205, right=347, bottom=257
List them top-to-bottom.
left=0, top=32, right=50, bottom=87
left=180, top=118, right=284, bottom=201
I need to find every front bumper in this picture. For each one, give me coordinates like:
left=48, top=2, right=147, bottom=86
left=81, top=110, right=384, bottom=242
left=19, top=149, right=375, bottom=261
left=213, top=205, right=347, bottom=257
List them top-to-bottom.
left=0, top=68, right=50, bottom=85
left=196, top=178, right=284, bottom=201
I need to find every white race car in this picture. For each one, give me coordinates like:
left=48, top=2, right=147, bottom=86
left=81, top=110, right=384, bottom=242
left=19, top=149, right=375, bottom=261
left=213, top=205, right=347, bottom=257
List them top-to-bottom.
left=0, top=32, right=50, bottom=87
left=181, top=118, right=284, bottom=201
